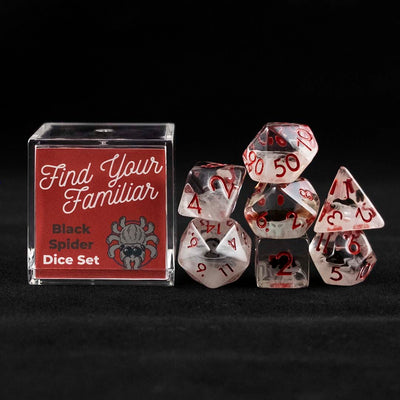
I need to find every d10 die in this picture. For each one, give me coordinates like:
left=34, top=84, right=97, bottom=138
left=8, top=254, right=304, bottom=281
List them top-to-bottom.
left=243, top=122, right=318, bottom=184
left=178, top=161, right=246, bottom=221
left=244, top=178, right=320, bottom=239
left=178, top=218, right=252, bottom=288
left=309, top=231, right=377, bottom=286
left=255, top=236, right=310, bottom=289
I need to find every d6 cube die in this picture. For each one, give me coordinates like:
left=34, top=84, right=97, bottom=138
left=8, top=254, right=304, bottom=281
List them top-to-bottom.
left=243, top=122, right=318, bottom=184
left=178, top=162, right=246, bottom=221
left=244, top=178, right=320, bottom=239
left=178, top=218, right=252, bottom=288
left=309, top=231, right=377, bottom=286
left=255, top=236, right=310, bottom=288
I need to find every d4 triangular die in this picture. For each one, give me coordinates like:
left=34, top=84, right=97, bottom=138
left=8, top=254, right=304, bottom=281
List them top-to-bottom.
left=314, top=166, right=384, bottom=232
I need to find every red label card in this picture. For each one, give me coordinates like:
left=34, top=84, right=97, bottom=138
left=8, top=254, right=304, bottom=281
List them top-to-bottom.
left=35, top=147, right=167, bottom=280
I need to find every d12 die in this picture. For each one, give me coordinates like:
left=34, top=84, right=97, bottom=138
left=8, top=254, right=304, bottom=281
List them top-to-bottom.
left=243, top=122, right=318, bottom=184
left=178, top=161, right=246, bottom=221
left=314, top=166, right=384, bottom=232
left=244, top=177, right=320, bottom=239
left=178, top=218, right=252, bottom=288
left=309, top=231, right=377, bottom=286
left=255, top=236, right=310, bottom=288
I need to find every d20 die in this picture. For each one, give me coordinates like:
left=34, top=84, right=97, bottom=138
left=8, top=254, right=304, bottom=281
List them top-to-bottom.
left=243, top=122, right=318, bottom=184
left=178, top=161, right=246, bottom=221
left=244, top=178, right=320, bottom=239
left=178, top=218, right=252, bottom=288
left=309, top=231, right=377, bottom=286
left=255, top=236, right=310, bottom=289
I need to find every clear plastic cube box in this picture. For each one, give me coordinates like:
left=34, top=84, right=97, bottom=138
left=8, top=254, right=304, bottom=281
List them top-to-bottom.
left=28, top=123, right=175, bottom=285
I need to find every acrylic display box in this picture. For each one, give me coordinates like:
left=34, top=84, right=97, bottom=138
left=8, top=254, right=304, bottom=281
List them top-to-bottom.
left=28, top=123, right=175, bottom=285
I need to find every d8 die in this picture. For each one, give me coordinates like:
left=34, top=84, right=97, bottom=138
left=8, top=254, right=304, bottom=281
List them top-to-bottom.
left=243, top=122, right=318, bottom=183
left=178, top=162, right=246, bottom=221
left=244, top=178, right=320, bottom=239
left=178, top=218, right=252, bottom=288
left=309, top=231, right=377, bottom=286
left=255, top=236, right=310, bottom=289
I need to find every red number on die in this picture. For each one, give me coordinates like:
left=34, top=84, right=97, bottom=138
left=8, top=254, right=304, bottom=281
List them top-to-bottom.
left=296, top=128, right=315, bottom=151
left=245, top=150, right=264, bottom=175
left=274, top=154, right=300, bottom=178
left=209, top=176, right=235, bottom=199
left=187, top=193, right=201, bottom=214
left=355, top=207, right=375, bottom=223
left=256, top=211, right=269, bottom=231
left=286, top=211, right=301, bottom=230
left=269, top=251, right=293, bottom=276
left=197, top=263, right=207, bottom=273
left=219, top=263, right=234, bottom=276
left=330, top=266, right=343, bottom=281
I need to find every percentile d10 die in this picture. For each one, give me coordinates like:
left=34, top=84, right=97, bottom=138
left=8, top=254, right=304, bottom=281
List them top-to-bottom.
left=243, top=123, right=318, bottom=184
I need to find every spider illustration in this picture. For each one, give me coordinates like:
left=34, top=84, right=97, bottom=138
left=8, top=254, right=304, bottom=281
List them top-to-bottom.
left=106, top=216, right=158, bottom=270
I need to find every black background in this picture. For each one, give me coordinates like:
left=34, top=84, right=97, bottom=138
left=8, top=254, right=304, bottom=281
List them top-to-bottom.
left=0, top=1, right=399, bottom=399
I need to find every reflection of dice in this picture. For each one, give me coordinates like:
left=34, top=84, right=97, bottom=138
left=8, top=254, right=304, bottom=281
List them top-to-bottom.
left=243, top=122, right=318, bottom=184
left=178, top=161, right=246, bottom=221
left=244, top=177, right=319, bottom=239
left=178, top=218, right=252, bottom=288
left=309, top=231, right=377, bottom=286
left=255, top=236, right=310, bottom=288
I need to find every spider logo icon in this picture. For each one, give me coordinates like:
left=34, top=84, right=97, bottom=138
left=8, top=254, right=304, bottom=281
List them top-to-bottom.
left=106, top=216, right=158, bottom=269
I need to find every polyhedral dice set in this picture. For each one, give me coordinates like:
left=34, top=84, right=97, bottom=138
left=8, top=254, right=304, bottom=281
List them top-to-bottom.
left=27, top=122, right=384, bottom=287
left=176, top=123, right=384, bottom=288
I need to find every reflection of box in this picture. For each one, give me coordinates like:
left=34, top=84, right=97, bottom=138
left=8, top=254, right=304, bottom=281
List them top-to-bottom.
left=28, top=123, right=175, bottom=285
